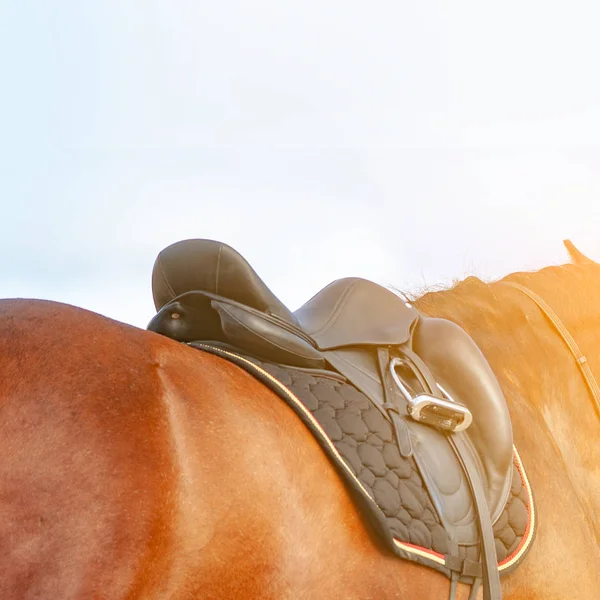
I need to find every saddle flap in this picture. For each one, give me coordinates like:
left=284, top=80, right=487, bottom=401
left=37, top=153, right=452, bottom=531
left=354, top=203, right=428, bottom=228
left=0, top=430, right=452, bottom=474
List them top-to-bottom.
left=295, top=278, right=419, bottom=350
left=412, top=316, right=514, bottom=524
left=322, top=321, right=514, bottom=528
left=409, top=421, right=481, bottom=544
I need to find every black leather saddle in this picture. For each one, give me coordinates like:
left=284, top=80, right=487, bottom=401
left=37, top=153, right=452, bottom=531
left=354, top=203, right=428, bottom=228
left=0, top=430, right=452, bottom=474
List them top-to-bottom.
left=148, top=239, right=515, bottom=600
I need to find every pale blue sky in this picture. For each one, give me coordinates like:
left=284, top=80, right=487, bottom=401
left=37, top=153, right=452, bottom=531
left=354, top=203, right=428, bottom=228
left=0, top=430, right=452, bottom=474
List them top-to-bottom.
left=2, top=1, right=600, bottom=328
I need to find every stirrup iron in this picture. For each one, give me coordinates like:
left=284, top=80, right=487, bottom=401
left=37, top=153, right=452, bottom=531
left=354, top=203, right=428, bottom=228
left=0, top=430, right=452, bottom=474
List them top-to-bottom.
left=389, top=357, right=473, bottom=432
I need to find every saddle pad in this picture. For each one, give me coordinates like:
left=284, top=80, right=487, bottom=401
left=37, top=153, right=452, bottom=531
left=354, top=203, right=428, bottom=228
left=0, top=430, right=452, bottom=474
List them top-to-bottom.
left=191, top=343, right=536, bottom=580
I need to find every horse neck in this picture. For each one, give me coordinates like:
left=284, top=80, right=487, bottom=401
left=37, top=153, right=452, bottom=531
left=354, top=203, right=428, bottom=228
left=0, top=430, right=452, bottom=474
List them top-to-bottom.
left=414, top=266, right=600, bottom=539
left=414, top=266, right=600, bottom=404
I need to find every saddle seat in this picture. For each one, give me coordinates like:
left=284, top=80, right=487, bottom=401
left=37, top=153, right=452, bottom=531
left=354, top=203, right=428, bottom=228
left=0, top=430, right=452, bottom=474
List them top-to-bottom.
left=147, top=239, right=514, bottom=574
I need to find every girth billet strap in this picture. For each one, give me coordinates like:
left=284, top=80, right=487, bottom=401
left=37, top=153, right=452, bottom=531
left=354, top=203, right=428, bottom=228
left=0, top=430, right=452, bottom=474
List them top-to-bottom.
left=449, top=433, right=502, bottom=600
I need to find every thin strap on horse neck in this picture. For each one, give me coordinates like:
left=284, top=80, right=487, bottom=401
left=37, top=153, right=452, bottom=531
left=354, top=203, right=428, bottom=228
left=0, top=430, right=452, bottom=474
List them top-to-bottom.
left=501, top=281, right=600, bottom=418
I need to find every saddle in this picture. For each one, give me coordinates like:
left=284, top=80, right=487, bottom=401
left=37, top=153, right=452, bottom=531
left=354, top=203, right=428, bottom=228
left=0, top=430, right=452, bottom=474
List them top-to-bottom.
left=148, top=239, right=515, bottom=600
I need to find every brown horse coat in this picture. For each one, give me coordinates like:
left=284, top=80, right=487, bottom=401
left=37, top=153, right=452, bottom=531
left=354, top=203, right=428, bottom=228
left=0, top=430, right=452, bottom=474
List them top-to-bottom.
left=1, top=260, right=599, bottom=598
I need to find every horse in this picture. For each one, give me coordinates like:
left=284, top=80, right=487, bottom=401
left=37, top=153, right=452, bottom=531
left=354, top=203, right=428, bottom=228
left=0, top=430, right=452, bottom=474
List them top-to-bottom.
left=0, top=242, right=598, bottom=599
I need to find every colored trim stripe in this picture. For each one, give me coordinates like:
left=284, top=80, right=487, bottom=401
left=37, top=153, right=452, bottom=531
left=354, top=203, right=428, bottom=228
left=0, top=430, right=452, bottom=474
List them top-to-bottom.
left=498, top=447, right=536, bottom=571
left=393, top=540, right=446, bottom=565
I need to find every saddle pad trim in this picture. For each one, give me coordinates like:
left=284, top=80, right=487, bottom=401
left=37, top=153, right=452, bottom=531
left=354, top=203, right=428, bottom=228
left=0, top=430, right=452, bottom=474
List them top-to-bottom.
left=191, top=343, right=535, bottom=578
left=497, top=447, right=535, bottom=572
left=392, top=452, right=536, bottom=574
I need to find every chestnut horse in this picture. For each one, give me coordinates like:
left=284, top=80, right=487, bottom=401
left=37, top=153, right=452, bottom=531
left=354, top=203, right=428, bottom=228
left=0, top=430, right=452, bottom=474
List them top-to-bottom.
left=1, top=245, right=599, bottom=599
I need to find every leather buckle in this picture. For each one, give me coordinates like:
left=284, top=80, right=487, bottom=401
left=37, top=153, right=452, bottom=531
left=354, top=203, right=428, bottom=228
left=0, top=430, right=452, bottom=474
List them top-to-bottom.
left=389, top=358, right=473, bottom=432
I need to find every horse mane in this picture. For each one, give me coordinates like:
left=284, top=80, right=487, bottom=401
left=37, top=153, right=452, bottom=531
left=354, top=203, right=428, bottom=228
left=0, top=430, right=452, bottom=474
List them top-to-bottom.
left=411, top=261, right=600, bottom=338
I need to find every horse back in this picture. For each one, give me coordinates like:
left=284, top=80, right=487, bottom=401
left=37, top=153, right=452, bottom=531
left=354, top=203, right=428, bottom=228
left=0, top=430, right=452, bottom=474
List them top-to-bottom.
left=0, top=299, right=424, bottom=599
left=0, top=299, right=188, bottom=597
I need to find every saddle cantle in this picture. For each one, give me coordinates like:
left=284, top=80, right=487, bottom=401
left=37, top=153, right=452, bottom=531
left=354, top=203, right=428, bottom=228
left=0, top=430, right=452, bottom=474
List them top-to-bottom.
left=149, top=238, right=324, bottom=368
left=147, top=239, right=530, bottom=599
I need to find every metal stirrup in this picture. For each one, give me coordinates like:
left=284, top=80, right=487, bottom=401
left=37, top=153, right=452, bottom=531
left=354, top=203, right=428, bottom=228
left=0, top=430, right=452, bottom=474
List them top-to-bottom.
left=389, top=357, right=473, bottom=432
